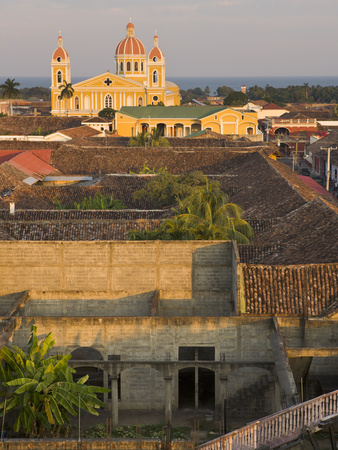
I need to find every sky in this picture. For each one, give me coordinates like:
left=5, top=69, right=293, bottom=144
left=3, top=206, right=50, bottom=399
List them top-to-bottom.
left=1, top=0, right=338, bottom=79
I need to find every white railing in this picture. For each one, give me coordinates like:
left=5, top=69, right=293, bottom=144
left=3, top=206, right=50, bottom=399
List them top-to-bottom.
left=198, top=390, right=338, bottom=450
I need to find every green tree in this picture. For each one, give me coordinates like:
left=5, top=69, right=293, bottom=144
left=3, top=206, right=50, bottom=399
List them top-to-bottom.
left=0, top=78, right=20, bottom=116
left=58, top=82, right=74, bottom=117
left=216, top=86, right=234, bottom=98
left=223, top=91, right=248, bottom=106
left=98, top=108, right=116, bottom=118
left=133, top=170, right=207, bottom=208
left=0, top=326, right=108, bottom=437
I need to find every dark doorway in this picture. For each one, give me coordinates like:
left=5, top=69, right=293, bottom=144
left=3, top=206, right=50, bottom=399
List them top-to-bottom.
left=178, top=367, right=215, bottom=409
left=179, top=368, right=195, bottom=408
left=198, top=368, right=215, bottom=408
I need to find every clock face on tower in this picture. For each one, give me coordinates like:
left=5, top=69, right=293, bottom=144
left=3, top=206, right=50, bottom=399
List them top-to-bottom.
left=152, top=56, right=158, bottom=62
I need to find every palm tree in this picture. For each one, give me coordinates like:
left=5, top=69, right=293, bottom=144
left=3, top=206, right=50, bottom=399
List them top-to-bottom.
left=0, top=78, right=20, bottom=116
left=59, top=81, right=74, bottom=117
left=149, top=128, right=171, bottom=147
left=130, top=130, right=149, bottom=147
left=177, top=181, right=254, bottom=243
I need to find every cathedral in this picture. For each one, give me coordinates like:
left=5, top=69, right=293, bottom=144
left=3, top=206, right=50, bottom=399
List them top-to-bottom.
left=50, top=22, right=181, bottom=116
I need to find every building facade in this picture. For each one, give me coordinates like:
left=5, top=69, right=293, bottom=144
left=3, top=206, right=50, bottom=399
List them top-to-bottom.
left=51, top=22, right=181, bottom=117
left=116, top=105, right=260, bottom=137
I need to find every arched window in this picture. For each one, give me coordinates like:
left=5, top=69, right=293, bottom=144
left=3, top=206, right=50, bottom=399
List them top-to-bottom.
left=116, top=61, right=118, bottom=73
left=120, top=61, right=123, bottom=72
left=127, top=61, right=131, bottom=72
left=134, top=61, right=138, bottom=71
left=141, top=62, right=144, bottom=72
left=153, top=70, right=158, bottom=84
left=57, top=71, right=62, bottom=84
left=105, top=94, right=112, bottom=108
left=127, top=95, right=133, bottom=106
left=74, top=96, right=80, bottom=110
left=138, top=97, right=143, bottom=106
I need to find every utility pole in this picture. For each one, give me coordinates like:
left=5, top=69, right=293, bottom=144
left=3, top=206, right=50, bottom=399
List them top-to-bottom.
left=321, top=146, right=337, bottom=191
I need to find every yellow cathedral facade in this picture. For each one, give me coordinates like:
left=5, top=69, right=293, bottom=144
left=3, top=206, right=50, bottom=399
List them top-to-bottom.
left=51, top=22, right=181, bottom=116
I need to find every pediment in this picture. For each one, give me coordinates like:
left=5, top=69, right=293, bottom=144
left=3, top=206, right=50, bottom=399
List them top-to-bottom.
left=73, top=72, right=144, bottom=89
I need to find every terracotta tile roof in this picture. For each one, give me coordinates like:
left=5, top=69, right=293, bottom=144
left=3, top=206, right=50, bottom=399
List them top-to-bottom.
left=262, top=103, right=284, bottom=110
left=279, top=111, right=330, bottom=120
left=82, top=117, right=112, bottom=124
left=58, top=126, right=102, bottom=139
left=307, top=132, right=338, bottom=165
left=214, top=152, right=308, bottom=218
left=261, top=153, right=329, bottom=203
left=249, top=198, right=338, bottom=265
left=0, top=209, right=171, bottom=221
left=0, top=219, right=162, bottom=241
left=242, top=263, right=338, bottom=316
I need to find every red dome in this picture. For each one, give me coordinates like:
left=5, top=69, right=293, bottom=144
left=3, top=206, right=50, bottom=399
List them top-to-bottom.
left=115, top=22, right=146, bottom=56
left=115, top=37, right=146, bottom=56
left=52, top=46, right=69, bottom=60
left=149, top=46, right=164, bottom=61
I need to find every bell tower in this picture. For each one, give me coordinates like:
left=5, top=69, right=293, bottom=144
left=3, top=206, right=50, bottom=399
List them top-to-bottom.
left=51, top=33, right=71, bottom=89
left=148, top=33, right=165, bottom=89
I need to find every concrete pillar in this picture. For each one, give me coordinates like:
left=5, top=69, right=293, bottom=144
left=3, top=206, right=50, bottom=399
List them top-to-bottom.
left=195, top=367, right=199, bottom=409
left=103, top=370, right=109, bottom=405
left=111, top=376, right=119, bottom=428
left=164, top=376, right=173, bottom=428
left=219, top=376, right=228, bottom=433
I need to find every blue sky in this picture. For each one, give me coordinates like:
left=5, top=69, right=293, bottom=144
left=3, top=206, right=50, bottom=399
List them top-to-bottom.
left=1, top=0, right=338, bottom=78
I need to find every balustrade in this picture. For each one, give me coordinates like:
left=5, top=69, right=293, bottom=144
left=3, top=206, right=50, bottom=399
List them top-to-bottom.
left=198, top=390, right=338, bottom=450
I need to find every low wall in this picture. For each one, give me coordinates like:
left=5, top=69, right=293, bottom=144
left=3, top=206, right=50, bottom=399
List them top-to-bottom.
left=0, top=439, right=193, bottom=450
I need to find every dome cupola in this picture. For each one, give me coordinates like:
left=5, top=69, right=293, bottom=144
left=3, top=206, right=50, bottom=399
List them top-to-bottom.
left=115, top=21, right=146, bottom=56
left=115, top=21, right=147, bottom=78
left=148, top=34, right=164, bottom=62
left=52, top=35, right=70, bottom=62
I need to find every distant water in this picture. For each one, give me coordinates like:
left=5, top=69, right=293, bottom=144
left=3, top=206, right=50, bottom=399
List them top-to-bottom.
left=3, top=75, right=338, bottom=93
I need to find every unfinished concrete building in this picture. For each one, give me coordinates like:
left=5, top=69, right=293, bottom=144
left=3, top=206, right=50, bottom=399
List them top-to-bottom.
left=0, top=132, right=337, bottom=429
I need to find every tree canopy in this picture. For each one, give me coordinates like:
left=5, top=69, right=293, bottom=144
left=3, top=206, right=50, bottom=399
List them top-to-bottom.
left=0, top=79, right=20, bottom=116
left=223, top=91, right=248, bottom=106
left=98, top=108, right=116, bottom=118
left=133, top=170, right=207, bottom=208
left=130, top=175, right=253, bottom=243
left=0, top=326, right=108, bottom=437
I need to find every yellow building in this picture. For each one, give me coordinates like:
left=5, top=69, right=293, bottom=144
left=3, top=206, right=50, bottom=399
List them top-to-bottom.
left=51, top=22, right=181, bottom=116
left=116, top=106, right=259, bottom=138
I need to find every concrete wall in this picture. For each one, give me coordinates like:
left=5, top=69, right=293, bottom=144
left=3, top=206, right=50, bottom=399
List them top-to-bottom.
left=0, top=240, right=234, bottom=317
left=7, top=315, right=275, bottom=412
